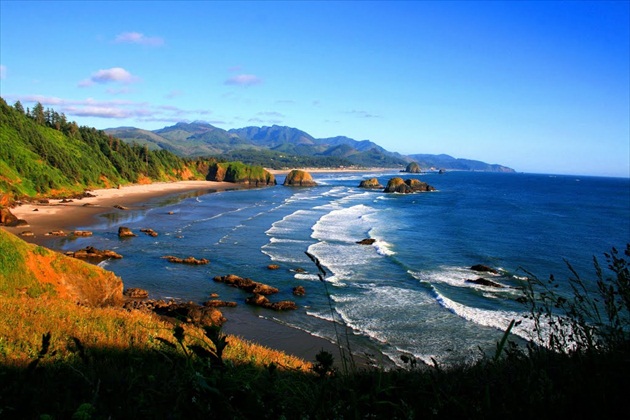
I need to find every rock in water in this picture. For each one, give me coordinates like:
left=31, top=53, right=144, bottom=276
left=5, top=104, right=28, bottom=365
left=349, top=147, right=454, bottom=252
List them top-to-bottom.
left=283, top=170, right=317, bottom=187
left=358, top=178, right=383, bottom=189
left=118, top=226, right=137, bottom=237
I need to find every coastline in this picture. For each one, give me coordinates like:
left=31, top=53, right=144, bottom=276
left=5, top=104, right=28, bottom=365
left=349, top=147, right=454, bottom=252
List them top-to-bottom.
left=1, top=178, right=365, bottom=367
left=3, top=181, right=240, bottom=243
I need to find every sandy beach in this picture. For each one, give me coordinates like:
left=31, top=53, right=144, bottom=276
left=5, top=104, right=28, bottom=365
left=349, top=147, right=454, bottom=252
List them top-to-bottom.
left=1, top=179, right=360, bottom=366
left=3, top=181, right=239, bottom=242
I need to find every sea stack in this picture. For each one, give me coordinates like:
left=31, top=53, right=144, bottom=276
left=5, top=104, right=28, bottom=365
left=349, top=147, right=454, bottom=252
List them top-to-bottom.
left=403, top=162, right=421, bottom=173
left=283, top=170, right=317, bottom=187
left=384, top=177, right=436, bottom=193
left=358, top=178, right=383, bottom=189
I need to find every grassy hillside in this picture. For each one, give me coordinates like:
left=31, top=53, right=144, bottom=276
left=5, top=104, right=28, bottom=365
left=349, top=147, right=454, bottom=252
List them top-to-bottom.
left=0, top=98, right=210, bottom=202
left=1, top=227, right=629, bottom=417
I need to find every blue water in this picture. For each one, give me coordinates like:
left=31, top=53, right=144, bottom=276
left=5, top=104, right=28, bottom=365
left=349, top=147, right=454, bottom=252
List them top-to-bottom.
left=58, top=171, right=630, bottom=366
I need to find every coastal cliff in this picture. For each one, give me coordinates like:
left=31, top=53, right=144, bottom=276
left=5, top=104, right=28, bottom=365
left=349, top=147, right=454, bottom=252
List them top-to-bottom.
left=0, top=229, right=123, bottom=307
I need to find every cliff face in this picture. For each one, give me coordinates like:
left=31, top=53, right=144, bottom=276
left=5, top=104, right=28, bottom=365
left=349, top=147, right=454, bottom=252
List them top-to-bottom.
left=206, top=162, right=276, bottom=186
left=0, top=229, right=123, bottom=307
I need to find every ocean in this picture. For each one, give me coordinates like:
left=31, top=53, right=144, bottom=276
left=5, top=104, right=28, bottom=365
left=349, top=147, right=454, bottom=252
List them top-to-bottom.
left=55, top=171, right=630, bottom=367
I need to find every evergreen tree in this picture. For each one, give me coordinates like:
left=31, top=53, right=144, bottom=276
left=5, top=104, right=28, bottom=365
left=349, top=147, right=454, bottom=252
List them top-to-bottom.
left=13, top=100, right=24, bottom=114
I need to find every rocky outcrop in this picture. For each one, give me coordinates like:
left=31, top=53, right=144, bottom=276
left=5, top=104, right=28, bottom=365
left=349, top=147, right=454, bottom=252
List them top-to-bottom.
left=206, top=162, right=276, bottom=186
left=403, top=162, right=421, bottom=173
left=283, top=170, right=317, bottom=187
left=358, top=178, right=383, bottom=189
left=384, top=178, right=436, bottom=193
left=0, top=207, right=19, bottom=226
left=118, top=226, right=136, bottom=237
left=140, top=228, right=158, bottom=237
left=72, top=230, right=93, bottom=237
left=356, top=238, right=376, bottom=245
left=66, top=246, right=123, bottom=260
left=162, top=255, right=209, bottom=265
left=267, top=264, right=280, bottom=270
left=470, top=264, right=499, bottom=274
left=213, top=274, right=279, bottom=295
left=465, top=278, right=504, bottom=288
left=292, top=286, right=306, bottom=296
left=124, top=288, right=149, bottom=298
left=245, top=294, right=297, bottom=311
left=124, top=299, right=226, bottom=327
left=203, top=299, right=238, bottom=308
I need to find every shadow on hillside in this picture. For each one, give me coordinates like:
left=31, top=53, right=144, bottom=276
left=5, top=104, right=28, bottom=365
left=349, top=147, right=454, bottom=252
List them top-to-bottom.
left=2, top=338, right=629, bottom=419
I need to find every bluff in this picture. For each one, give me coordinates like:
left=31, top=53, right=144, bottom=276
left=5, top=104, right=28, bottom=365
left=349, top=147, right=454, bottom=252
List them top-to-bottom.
left=206, top=162, right=276, bottom=186
left=0, top=229, right=123, bottom=307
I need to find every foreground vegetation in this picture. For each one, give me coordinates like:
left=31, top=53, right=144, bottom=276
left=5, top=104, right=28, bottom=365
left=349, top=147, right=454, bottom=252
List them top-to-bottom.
left=1, top=226, right=628, bottom=418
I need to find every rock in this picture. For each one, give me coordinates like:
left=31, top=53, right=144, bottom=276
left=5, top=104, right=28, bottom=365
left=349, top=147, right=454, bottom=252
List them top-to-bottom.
left=206, top=162, right=276, bottom=186
left=403, top=162, right=422, bottom=173
left=283, top=170, right=317, bottom=187
left=383, top=177, right=436, bottom=193
left=358, top=178, right=383, bottom=189
left=38, top=199, right=50, bottom=204
left=60, top=199, right=74, bottom=203
left=114, top=204, right=128, bottom=210
left=0, top=207, right=19, bottom=226
left=167, top=211, right=174, bottom=215
left=14, top=219, right=29, bottom=227
left=118, top=226, right=137, bottom=237
left=140, top=228, right=158, bottom=237
left=45, top=230, right=67, bottom=236
left=72, top=230, right=93, bottom=237
left=19, top=231, right=34, bottom=237
left=356, top=238, right=376, bottom=245
left=66, top=246, right=122, bottom=260
left=162, top=255, right=209, bottom=265
left=267, top=264, right=280, bottom=270
left=470, top=264, right=499, bottom=274
left=293, top=268, right=306, bottom=273
left=213, top=274, right=279, bottom=295
left=465, top=278, right=504, bottom=288
left=293, top=285, right=306, bottom=296
left=124, top=288, right=149, bottom=298
left=209, top=293, right=219, bottom=298
left=245, top=294, right=297, bottom=311
left=151, top=300, right=226, bottom=327
left=203, top=300, right=238, bottom=308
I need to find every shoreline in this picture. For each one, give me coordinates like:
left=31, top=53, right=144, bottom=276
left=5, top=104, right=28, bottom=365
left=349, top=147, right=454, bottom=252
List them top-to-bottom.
left=1, top=178, right=372, bottom=367
left=3, top=181, right=241, bottom=243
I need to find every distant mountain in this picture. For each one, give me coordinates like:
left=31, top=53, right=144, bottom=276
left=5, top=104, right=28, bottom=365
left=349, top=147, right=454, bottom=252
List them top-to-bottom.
left=106, top=121, right=514, bottom=172
left=106, top=122, right=253, bottom=157
left=229, top=125, right=316, bottom=147
left=408, top=154, right=515, bottom=173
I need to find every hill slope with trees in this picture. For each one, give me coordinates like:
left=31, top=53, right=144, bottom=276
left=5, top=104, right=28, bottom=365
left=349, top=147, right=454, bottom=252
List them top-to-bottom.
left=0, top=98, right=212, bottom=203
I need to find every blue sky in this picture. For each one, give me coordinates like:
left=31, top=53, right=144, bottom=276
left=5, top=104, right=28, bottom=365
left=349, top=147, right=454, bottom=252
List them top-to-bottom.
left=1, top=1, right=628, bottom=177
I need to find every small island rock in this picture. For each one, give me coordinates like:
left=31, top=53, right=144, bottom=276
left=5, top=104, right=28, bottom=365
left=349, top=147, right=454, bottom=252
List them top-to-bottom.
left=283, top=170, right=317, bottom=187
left=358, top=178, right=383, bottom=189
left=118, top=226, right=137, bottom=237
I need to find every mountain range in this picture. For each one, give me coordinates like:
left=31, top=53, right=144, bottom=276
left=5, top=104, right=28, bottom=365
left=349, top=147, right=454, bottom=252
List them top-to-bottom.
left=105, top=122, right=515, bottom=172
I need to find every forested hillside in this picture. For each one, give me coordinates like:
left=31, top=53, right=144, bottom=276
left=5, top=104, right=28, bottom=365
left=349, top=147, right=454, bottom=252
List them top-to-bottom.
left=0, top=98, right=212, bottom=202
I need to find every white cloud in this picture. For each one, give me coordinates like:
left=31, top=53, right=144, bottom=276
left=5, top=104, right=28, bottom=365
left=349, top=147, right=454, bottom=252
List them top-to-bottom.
left=114, top=32, right=164, bottom=46
left=0, top=65, right=6, bottom=79
left=79, top=67, right=139, bottom=87
left=224, top=74, right=262, bottom=86
left=8, top=94, right=210, bottom=123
